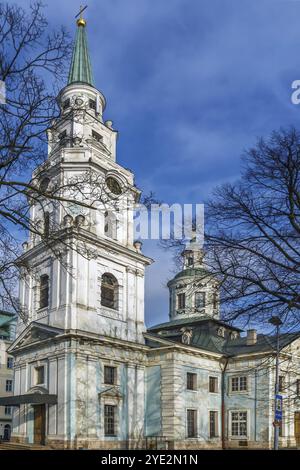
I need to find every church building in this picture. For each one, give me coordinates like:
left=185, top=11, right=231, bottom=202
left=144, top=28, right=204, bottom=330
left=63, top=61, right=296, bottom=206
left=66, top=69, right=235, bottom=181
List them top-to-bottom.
left=0, top=14, right=300, bottom=450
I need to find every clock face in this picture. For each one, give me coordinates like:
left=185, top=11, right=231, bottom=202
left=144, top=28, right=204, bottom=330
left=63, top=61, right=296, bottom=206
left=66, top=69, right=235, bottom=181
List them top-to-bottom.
left=75, top=97, right=84, bottom=106
left=106, top=177, right=122, bottom=195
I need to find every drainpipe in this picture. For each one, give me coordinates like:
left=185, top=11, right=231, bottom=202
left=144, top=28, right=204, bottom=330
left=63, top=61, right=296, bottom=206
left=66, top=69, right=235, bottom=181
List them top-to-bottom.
left=221, top=357, right=229, bottom=450
left=254, top=369, right=257, bottom=442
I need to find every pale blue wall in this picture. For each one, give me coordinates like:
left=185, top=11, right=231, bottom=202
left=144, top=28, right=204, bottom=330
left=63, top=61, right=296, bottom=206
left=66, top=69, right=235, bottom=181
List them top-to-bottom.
left=120, top=363, right=128, bottom=440
left=145, top=365, right=161, bottom=436
left=181, top=365, right=222, bottom=440
left=225, top=367, right=271, bottom=443
left=27, top=406, right=34, bottom=444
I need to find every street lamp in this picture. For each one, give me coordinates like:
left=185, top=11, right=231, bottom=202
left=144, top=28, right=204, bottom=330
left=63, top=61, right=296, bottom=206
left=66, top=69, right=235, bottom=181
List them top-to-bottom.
left=268, top=316, right=283, bottom=451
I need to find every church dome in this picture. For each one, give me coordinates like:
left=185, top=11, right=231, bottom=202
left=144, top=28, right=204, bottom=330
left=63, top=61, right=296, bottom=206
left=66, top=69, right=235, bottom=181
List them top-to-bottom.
left=167, top=236, right=220, bottom=322
left=171, top=266, right=212, bottom=282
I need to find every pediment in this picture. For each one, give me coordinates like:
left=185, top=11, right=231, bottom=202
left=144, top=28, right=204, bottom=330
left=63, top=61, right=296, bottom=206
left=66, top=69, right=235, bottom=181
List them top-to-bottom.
left=8, top=322, right=63, bottom=353
left=27, top=385, right=49, bottom=395
left=98, top=386, right=123, bottom=400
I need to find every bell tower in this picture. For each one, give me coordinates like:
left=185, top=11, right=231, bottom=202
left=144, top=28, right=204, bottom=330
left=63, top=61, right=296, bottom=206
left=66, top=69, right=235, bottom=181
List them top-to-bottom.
left=17, top=14, right=152, bottom=344
left=167, top=232, right=220, bottom=321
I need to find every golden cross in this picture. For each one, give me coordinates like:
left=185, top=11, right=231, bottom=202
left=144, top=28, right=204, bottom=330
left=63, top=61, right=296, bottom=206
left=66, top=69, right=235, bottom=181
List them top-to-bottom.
left=75, top=5, right=88, bottom=19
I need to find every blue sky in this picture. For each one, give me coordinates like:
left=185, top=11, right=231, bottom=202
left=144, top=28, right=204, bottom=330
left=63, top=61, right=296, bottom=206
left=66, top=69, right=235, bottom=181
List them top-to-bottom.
left=18, top=0, right=300, bottom=326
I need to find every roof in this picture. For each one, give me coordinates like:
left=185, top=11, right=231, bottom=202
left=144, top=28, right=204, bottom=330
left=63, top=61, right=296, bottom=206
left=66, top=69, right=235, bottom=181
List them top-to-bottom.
left=68, top=20, right=94, bottom=87
left=167, top=267, right=215, bottom=286
left=0, top=310, right=15, bottom=317
left=0, top=311, right=16, bottom=339
left=148, top=316, right=241, bottom=332
left=147, top=318, right=300, bottom=357
left=0, top=328, right=9, bottom=338
left=223, top=332, right=300, bottom=356
left=0, top=393, right=57, bottom=406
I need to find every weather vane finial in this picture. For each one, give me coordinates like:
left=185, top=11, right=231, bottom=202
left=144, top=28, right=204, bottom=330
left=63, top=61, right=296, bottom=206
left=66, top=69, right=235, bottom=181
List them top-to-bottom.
left=75, top=5, right=88, bottom=27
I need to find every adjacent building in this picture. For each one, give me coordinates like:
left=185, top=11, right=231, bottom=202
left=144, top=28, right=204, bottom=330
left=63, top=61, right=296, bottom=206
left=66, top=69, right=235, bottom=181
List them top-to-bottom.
left=0, top=14, right=299, bottom=449
left=0, top=311, right=16, bottom=441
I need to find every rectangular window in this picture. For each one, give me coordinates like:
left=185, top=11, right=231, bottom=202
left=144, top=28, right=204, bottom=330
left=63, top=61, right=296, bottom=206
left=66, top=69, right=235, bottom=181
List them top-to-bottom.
left=92, top=130, right=103, bottom=142
left=40, top=275, right=49, bottom=309
left=195, top=292, right=205, bottom=309
left=177, top=293, right=185, bottom=309
left=7, top=357, right=13, bottom=369
left=35, top=366, right=45, bottom=385
left=104, top=366, right=116, bottom=385
left=186, top=372, right=197, bottom=391
left=279, top=375, right=285, bottom=393
left=209, top=376, right=218, bottom=393
left=231, top=376, right=248, bottom=392
left=296, top=379, right=300, bottom=397
left=5, top=380, right=13, bottom=392
left=104, top=404, right=117, bottom=436
left=4, top=406, right=11, bottom=416
left=187, top=409, right=197, bottom=438
left=209, top=411, right=218, bottom=438
left=231, top=411, right=248, bottom=437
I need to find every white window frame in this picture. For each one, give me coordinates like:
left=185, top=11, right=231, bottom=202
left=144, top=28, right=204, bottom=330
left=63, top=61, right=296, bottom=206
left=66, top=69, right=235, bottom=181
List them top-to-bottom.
left=177, top=292, right=186, bottom=310
left=7, top=357, right=13, bottom=369
left=31, top=362, right=47, bottom=388
left=103, top=364, right=118, bottom=386
left=186, top=372, right=197, bottom=392
left=230, top=375, right=248, bottom=393
left=209, top=376, right=219, bottom=393
left=6, top=380, right=13, bottom=392
left=103, top=400, right=120, bottom=439
left=4, top=406, right=12, bottom=416
left=228, top=410, right=250, bottom=440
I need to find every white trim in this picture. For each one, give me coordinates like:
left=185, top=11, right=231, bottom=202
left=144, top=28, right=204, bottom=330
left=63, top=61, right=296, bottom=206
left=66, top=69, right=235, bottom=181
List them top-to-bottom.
left=186, top=371, right=198, bottom=392
left=208, top=375, right=219, bottom=393
left=228, top=375, right=249, bottom=394
left=228, top=409, right=250, bottom=440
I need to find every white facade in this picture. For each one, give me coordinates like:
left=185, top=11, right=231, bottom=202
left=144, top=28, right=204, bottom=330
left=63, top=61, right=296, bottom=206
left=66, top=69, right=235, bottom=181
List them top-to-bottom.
left=2, top=18, right=300, bottom=450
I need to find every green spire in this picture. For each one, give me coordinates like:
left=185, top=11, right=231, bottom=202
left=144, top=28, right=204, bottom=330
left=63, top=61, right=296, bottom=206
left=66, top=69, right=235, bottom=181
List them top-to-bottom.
left=68, top=18, right=95, bottom=87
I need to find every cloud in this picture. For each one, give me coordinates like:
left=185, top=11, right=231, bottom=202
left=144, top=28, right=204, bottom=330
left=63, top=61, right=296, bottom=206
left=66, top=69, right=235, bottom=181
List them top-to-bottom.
left=14, top=0, right=300, bottom=324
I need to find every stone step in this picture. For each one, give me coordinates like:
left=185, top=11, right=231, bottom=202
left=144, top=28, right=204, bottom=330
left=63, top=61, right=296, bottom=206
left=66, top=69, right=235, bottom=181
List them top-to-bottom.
left=0, top=442, right=51, bottom=450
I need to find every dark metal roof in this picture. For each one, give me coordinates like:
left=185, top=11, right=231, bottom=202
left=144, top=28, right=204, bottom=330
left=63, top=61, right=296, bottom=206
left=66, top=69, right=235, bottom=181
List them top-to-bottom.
left=167, top=267, right=213, bottom=286
left=0, top=310, right=16, bottom=317
left=148, top=316, right=241, bottom=332
left=147, top=317, right=300, bottom=356
left=223, top=332, right=300, bottom=355
left=0, top=394, right=57, bottom=406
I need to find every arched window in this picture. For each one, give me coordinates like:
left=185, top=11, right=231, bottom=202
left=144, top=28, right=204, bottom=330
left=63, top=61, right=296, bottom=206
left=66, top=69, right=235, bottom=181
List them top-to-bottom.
left=104, top=211, right=117, bottom=240
left=101, top=273, right=118, bottom=310
left=40, top=275, right=49, bottom=309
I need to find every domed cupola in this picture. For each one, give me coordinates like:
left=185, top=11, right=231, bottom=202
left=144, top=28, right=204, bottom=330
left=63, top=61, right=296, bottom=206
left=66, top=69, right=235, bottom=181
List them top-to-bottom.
left=167, top=232, right=220, bottom=321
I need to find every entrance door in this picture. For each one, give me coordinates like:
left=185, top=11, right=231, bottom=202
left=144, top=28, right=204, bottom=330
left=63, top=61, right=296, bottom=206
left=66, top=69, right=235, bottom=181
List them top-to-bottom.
left=34, top=405, right=46, bottom=445
left=295, top=412, right=300, bottom=447
left=3, top=424, right=11, bottom=441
